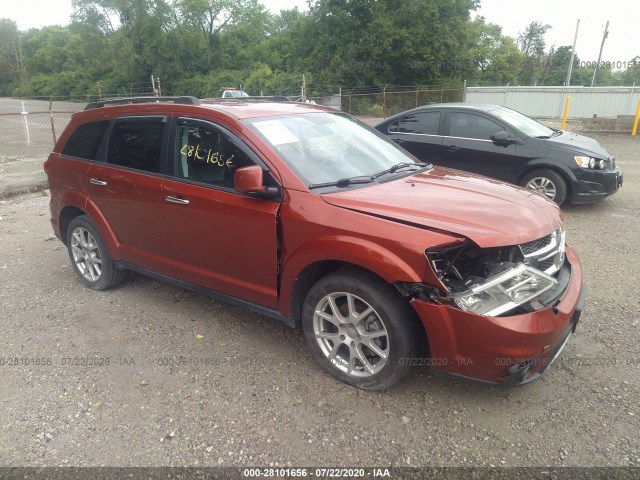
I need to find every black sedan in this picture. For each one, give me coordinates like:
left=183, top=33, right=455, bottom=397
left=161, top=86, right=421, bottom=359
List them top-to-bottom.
left=375, top=104, right=623, bottom=205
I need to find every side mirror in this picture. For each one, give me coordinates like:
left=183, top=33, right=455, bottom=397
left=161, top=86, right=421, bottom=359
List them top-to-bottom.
left=388, top=123, right=400, bottom=133
left=490, top=130, right=513, bottom=145
left=234, top=165, right=279, bottom=199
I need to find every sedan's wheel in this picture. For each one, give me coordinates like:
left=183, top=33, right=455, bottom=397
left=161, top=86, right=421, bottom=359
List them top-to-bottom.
left=520, top=169, right=568, bottom=205
left=66, top=215, right=126, bottom=290
left=302, top=269, right=418, bottom=390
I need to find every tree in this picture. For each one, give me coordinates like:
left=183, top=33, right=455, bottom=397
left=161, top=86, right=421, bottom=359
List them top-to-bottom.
left=174, top=0, right=266, bottom=68
left=463, top=17, right=523, bottom=85
left=0, top=19, right=27, bottom=92
left=517, top=21, right=551, bottom=85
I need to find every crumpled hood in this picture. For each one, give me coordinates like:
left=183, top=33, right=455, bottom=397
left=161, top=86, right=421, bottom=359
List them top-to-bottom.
left=544, top=131, right=611, bottom=158
left=322, top=167, right=562, bottom=248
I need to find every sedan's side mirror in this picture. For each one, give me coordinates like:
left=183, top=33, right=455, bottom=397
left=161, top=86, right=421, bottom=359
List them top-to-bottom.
left=388, top=123, right=400, bottom=133
left=490, top=130, right=512, bottom=144
left=234, top=165, right=279, bottom=199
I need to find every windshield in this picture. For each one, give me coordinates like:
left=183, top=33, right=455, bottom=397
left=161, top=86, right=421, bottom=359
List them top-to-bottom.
left=489, top=107, right=555, bottom=138
left=245, top=113, right=425, bottom=187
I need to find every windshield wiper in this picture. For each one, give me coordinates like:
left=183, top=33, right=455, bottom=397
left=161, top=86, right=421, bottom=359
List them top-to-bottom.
left=552, top=130, right=563, bottom=136
left=372, top=161, right=428, bottom=179
left=308, top=175, right=375, bottom=190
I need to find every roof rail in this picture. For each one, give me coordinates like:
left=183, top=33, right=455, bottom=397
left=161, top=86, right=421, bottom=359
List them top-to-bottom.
left=84, top=96, right=201, bottom=110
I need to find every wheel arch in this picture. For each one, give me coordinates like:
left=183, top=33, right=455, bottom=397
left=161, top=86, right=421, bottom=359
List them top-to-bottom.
left=59, top=205, right=86, bottom=245
left=287, top=259, right=427, bottom=350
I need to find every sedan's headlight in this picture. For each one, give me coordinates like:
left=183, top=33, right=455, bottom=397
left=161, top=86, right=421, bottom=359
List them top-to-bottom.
left=575, top=155, right=605, bottom=170
left=450, top=264, right=557, bottom=316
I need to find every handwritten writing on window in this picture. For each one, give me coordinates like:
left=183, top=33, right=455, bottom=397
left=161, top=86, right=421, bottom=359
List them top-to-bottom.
left=180, top=143, right=235, bottom=169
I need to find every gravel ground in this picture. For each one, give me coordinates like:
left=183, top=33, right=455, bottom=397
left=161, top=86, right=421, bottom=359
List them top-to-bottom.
left=0, top=132, right=638, bottom=472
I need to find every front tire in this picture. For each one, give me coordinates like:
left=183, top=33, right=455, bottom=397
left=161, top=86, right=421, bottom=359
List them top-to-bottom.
left=521, top=168, right=568, bottom=205
left=66, top=215, right=126, bottom=290
left=302, top=269, right=418, bottom=390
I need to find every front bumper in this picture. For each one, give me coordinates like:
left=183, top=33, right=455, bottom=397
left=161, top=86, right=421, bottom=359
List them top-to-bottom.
left=571, top=167, right=623, bottom=204
left=410, top=245, right=585, bottom=385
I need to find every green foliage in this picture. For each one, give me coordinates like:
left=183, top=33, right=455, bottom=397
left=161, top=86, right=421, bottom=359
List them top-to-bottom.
left=1, top=1, right=638, bottom=99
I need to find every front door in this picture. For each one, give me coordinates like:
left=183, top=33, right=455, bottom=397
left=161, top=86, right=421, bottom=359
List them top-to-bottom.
left=443, top=111, right=518, bottom=181
left=162, top=118, right=280, bottom=308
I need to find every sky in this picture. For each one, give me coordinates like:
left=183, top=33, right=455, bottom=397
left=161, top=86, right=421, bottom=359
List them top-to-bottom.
left=3, top=0, right=638, bottom=65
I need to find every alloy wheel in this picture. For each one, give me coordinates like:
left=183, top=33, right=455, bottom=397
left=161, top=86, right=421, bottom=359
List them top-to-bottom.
left=70, top=227, right=103, bottom=282
left=312, top=292, right=389, bottom=377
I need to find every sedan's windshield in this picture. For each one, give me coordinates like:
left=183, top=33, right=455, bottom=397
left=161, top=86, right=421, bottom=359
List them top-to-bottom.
left=489, top=107, right=555, bottom=138
left=245, top=113, right=426, bottom=188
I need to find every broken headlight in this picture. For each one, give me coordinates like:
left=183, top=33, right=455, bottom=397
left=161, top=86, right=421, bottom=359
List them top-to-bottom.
left=426, top=242, right=559, bottom=316
left=449, top=264, right=557, bottom=316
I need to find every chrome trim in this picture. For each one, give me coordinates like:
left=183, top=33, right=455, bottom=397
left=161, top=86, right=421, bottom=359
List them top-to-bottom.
left=392, top=131, right=442, bottom=138
left=442, top=135, right=493, bottom=142
left=165, top=195, right=190, bottom=205
left=520, top=228, right=565, bottom=276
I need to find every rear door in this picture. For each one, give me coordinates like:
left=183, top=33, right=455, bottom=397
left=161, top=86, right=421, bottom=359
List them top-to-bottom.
left=385, top=110, right=444, bottom=163
left=442, top=110, right=518, bottom=181
left=86, top=115, right=172, bottom=273
left=162, top=117, right=280, bottom=308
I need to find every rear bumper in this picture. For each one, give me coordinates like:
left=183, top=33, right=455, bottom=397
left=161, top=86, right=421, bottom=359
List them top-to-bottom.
left=571, top=167, right=623, bottom=204
left=410, top=245, right=585, bottom=385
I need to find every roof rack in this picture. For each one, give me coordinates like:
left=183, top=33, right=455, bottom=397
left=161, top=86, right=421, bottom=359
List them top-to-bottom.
left=84, top=96, right=200, bottom=111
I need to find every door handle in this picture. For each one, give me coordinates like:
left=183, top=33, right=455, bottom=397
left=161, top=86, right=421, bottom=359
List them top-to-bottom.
left=395, top=139, right=406, bottom=144
left=447, top=145, right=460, bottom=152
left=89, top=178, right=107, bottom=186
left=165, top=195, right=190, bottom=205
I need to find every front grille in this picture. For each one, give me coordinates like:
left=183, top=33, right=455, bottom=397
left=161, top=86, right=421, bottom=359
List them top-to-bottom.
left=519, top=229, right=565, bottom=276
left=521, top=234, right=552, bottom=255
left=536, top=257, right=555, bottom=271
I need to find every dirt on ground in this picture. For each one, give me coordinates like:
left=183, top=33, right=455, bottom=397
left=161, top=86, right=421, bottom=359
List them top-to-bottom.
left=0, top=132, right=638, bottom=471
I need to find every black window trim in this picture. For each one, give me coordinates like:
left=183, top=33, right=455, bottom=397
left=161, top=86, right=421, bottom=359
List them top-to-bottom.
left=103, top=115, right=170, bottom=177
left=169, top=116, right=282, bottom=200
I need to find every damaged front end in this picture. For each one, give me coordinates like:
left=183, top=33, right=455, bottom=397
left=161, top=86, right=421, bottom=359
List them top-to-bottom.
left=425, top=228, right=567, bottom=317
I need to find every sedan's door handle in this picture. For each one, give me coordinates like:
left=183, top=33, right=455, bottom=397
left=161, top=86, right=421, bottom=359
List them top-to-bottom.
left=395, top=139, right=406, bottom=144
left=447, top=145, right=460, bottom=152
left=89, top=178, right=107, bottom=186
left=165, top=195, right=190, bottom=205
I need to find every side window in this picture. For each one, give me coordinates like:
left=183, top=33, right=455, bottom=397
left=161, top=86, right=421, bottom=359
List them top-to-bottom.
left=397, top=111, right=440, bottom=135
left=449, top=112, right=503, bottom=140
left=106, top=118, right=165, bottom=173
left=61, top=120, right=110, bottom=160
left=175, top=122, right=254, bottom=189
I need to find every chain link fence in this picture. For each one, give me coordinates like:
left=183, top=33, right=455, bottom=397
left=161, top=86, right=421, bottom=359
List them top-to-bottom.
left=309, top=86, right=465, bottom=117
left=0, top=99, right=84, bottom=196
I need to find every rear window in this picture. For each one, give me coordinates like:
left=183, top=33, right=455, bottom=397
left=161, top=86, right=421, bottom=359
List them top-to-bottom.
left=397, top=111, right=440, bottom=135
left=106, top=118, right=165, bottom=173
left=61, top=120, right=110, bottom=160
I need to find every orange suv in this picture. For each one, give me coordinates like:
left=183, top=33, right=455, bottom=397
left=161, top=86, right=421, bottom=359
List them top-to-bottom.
left=45, top=97, right=586, bottom=390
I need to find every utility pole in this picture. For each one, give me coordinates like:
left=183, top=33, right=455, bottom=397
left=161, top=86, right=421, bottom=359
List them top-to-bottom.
left=566, top=19, right=580, bottom=87
left=591, top=20, right=609, bottom=87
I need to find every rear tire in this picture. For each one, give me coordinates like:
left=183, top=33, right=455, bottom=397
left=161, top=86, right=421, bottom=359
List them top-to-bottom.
left=520, top=169, right=568, bottom=205
left=66, top=215, right=126, bottom=290
left=302, top=269, right=418, bottom=390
